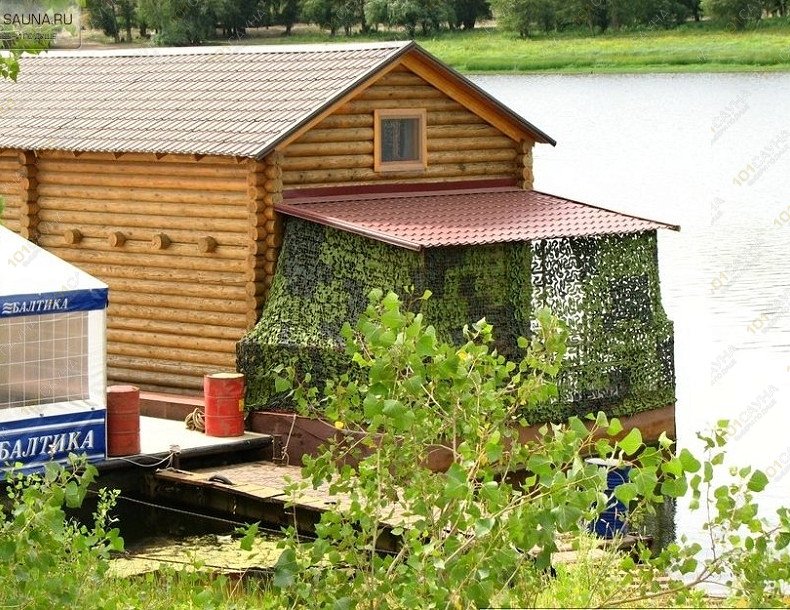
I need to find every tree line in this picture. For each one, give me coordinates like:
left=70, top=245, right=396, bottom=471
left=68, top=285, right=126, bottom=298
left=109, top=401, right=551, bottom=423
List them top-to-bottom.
left=85, top=0, right=789, bottom=45
left=495, top=0, right=788, bottom=35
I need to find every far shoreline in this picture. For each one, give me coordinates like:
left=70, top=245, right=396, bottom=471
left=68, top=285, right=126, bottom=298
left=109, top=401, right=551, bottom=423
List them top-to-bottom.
left=71, top=20, right=790, bottom=76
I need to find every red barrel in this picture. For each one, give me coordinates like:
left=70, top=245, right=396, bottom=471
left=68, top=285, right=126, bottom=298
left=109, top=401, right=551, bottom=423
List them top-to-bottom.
left=204, top=373, right=245, bottom=437
left=107, top=385, right=141, bottom=457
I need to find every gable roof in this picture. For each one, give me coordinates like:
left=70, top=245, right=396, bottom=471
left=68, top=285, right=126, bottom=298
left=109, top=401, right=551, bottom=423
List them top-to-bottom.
left=0, top=42, right=554, bottom=159
left=276, top=187, right=679, bottom=251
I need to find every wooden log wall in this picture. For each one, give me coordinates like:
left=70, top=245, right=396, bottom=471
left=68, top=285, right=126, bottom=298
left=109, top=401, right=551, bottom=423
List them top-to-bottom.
left=281, top=67, right=526, bottom=189
left=517, top=139, right=535, bottom=190
left=0, top=150, right=23, bottom=234
left=31, top=150, right=254, bottom=393
left=246, top=153, right=283, bottom=323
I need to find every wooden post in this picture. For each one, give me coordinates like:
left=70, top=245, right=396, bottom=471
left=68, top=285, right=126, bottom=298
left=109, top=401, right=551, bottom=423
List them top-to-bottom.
left=517, top=139, right=535, bottom=190
left=18, top=151, right=39, bottom=241
left=246, top=152, right=283, bottom=328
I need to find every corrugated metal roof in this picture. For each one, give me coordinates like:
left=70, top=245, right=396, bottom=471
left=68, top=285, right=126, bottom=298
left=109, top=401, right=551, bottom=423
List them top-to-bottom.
left=0, top=41, right=555, bottom=157
left=0, top=42, right=412, bottom=157
left=276, top=188, right=679, bottom=250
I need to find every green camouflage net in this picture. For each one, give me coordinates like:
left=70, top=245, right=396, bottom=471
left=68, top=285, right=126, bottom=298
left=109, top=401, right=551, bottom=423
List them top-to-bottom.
left=237, top=218, right=674, bottom=421
left=528, top=233, right=675, bottom=423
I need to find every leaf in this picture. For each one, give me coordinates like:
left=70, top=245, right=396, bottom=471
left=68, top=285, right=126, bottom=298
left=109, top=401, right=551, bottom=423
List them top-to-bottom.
left=416, top=333, right=435, bottom=358
left=274, top=376, right=291, bottom=393
left=569, top=417, right=589, bottom=437
left=607, top=418, right=623, bottom=436
left=618, top=428, right=642, bottom=457
left=485, top=430, right=503, bottom=464
left=657, top=431, right=674, bottom=449
left=678, top=448, right=701, bottom=473
left=661, top=457, right=683, bottom=478
left=703, top=461, right=714, bottom=483
left=444, top=463, right=469, bottom=500
left=747, top=470, right=769, bottom=493
left=660, top=477, right=688, bottom=498
left=64, top=481, right=82, bottom=508
left=613, top=482, right=638, bottom=505
left=474, top=517, right=495, bottom=538
left=239, top=522, right=259, bottom=552
left=0, top=539, right=15, bottom=561
left=273, top=548, right=298, bottom=589
left=333, top=598, right=353, bottom=610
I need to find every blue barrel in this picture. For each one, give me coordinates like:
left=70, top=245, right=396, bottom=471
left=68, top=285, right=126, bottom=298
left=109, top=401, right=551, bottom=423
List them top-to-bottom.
left=586, top=457, right=632, bottom=539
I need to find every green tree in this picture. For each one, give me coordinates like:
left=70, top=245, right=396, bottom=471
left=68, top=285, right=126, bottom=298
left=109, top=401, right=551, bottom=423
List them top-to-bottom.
left=86, top=0, right=121, bottom=42
left=119, top=0, right=137, bottom=41
left=136, top=0, right=164, bottom=31
left=138, top=0, right=217, bottom=44
left=215, top=0, right=260, bottom=37
left=272, top=0, right=301, bottom=33
left=300, top=0, right=342, bottom=34
left=364, top=0, right=389, bottom=29
left=386, top=0, right=453, bottom=35
left=450, top=0, right=491, bottom=29
left=491, top=0, right=563, bottom=36
left=558, top=0, right=611, bottom=33
left=636, top=0, right=690, bottom=27
left=684, top=0, right=703, bottom=19
left=703, top=0, right=765, bottom=28
left=766, top=0, right=787, bottom=15
left=0, top=457, right=123, bottom=607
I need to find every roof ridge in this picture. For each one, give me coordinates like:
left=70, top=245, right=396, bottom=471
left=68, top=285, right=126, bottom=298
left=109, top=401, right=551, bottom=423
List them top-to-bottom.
left=31, top=40, right=412, bottom=59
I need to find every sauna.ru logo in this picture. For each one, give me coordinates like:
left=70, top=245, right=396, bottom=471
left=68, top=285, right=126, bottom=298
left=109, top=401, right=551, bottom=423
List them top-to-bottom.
left=0, top=0, right=81, bottom=50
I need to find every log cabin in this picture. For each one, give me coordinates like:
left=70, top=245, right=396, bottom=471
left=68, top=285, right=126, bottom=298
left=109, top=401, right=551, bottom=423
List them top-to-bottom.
left=0, top=41, right=678, bottom=436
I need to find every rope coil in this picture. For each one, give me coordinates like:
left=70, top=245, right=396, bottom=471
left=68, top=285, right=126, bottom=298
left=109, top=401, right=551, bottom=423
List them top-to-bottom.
left=185, top=408, right=205, bottom=432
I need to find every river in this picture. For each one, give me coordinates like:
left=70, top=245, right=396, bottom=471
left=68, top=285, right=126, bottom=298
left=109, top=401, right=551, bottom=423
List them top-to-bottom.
left=472, top=72, right=790, bottom=552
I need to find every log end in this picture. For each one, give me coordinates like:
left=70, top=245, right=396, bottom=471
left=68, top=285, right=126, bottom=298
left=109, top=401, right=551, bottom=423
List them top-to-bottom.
left=108, top=231, right=126, bottom=247
left=152, top=232, right=171, bottom=250
left=197, top=235, right=218, bottom=253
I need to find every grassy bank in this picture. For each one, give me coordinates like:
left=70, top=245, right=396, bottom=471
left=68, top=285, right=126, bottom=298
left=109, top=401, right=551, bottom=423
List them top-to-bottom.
left=189, top=18, right=790, bottom=73
left=420, top=23, right=790, bottom=72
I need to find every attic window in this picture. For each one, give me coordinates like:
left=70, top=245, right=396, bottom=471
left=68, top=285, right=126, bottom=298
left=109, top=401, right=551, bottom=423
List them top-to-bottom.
left=374, top=109, right=427, bottom=172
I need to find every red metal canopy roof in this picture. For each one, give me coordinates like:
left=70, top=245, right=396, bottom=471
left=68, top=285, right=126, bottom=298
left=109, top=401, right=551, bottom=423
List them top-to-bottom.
left=276, top=188, right=679, bottom=251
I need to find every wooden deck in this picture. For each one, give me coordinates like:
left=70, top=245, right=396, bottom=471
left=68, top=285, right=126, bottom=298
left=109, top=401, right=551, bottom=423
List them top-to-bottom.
left=149, top=460, right=650, bottom=559
left=150, top=461, right=409, bottom=553
left=155, top=461, right=332, bottom=512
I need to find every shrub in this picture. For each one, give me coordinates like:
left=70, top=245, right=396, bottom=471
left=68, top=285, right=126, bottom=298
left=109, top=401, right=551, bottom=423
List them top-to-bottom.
left=266, top=290, right=790, bottom=608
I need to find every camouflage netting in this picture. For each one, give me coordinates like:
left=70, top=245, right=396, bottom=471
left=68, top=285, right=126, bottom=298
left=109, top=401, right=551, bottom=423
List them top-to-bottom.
left=237, top=218, right=674, bottom=422
left=528, top=234, right=675, bottom=423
